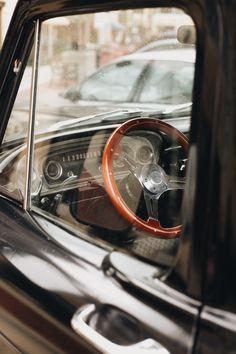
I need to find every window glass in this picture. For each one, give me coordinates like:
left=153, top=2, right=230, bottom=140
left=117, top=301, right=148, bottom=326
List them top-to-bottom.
left=0, top=8, right=196, bottom=267
left=0, top=59, right=33, bottom=201
left=138, top=60, right=194, bottom=104
left=4, top=61, right=32, bottom=142
left=79, top=61, right=148, bottom=102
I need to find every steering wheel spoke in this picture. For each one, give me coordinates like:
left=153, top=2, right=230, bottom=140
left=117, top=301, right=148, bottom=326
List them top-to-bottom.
left=121, top=151, right=137, bottom=172
left=143, top=191, right=160, bottom=221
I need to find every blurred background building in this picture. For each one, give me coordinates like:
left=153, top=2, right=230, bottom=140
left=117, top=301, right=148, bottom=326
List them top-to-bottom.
left=0, top=0, right=17, bottom=46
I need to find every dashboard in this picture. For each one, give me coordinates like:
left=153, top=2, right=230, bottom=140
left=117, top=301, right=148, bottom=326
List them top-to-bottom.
left=0, top=125, right=187, bottom=235
left=37, top=129, right=163, bottom=196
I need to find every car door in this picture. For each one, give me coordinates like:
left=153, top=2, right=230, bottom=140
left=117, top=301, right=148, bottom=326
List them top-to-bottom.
left=193, top=0, right=236, bottom=347
left=0, top=1, right=215, bottom=354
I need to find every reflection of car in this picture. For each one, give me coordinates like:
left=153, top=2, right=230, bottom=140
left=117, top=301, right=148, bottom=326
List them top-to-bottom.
left=0, top=1, right=235, bottom=354
left=135, top=38, right=194, bottom=52
left=62, top=49, right=195, bottom=112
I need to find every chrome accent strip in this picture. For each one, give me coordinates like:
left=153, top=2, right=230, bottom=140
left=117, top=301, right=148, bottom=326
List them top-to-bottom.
left=23, top=20, right=40, bottom=211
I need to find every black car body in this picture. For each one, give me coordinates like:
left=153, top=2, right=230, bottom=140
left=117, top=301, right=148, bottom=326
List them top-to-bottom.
left=0, top=1, right=235, bottom=354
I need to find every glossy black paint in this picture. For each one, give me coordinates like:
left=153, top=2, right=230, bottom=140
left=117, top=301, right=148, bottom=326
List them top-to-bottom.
left=0, top=0, right=235, bottom=353
left=0, top=196, right=198, bottom=354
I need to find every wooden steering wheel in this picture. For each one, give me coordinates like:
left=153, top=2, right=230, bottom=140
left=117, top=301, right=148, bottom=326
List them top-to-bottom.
left=102, top=118, right=189, bottom=238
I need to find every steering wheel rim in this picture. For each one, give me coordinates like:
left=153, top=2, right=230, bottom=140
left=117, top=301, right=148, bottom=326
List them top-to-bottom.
left=102, top=118, right=189, bottom=238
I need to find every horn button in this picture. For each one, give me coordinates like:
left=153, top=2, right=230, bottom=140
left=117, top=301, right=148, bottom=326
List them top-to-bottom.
left=140, top=164, right=168, bottom=195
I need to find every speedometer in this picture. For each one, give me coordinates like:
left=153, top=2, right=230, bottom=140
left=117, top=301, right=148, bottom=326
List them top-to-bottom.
left=136, top=145, right=154, bottom=164
left=45, top=160, right=63, bottom=180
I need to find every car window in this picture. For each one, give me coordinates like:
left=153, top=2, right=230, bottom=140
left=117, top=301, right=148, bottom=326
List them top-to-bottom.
left=0, top=8, right=196, bottom=268
left=78, top=60, right=148, bottom=102
left=138, top=60, right=194, bottom=104
left=0, top=62, right=33, bottom=201
left=4, top=63, right=32, bottom=141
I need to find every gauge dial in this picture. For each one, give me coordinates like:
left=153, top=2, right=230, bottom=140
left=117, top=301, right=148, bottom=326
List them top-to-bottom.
left=136, top=145, right=153, bottom=164
left=45, top=160, right=63, bottom=180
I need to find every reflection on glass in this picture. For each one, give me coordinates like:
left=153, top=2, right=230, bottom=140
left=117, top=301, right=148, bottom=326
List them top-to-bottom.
left=0, top=8, right=196, bottom=268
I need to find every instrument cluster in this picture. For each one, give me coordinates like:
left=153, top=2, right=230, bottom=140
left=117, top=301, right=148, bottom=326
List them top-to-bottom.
left=40, top=130, right=161, bottom=195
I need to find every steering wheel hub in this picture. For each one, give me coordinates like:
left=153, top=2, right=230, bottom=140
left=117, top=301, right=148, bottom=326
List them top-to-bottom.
left=141, top=165, right=168, bottom=194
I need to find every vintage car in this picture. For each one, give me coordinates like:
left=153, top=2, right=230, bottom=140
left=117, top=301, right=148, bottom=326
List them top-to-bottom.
left=0, top=0, right=235, bottom=354
left=60, top=49, right=195, bottom=114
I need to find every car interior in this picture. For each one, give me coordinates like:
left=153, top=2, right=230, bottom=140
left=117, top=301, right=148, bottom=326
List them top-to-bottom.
left=0, top=8, right=195, bottom=269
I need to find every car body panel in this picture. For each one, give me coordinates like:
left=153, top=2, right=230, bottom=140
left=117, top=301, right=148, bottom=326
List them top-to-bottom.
left=0, top=195, right=199, bottom=354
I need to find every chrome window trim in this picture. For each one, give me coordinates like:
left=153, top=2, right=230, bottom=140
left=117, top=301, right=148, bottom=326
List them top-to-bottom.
left=23, top=19, right=40, bottom=211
